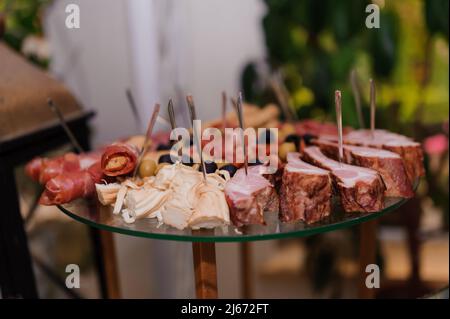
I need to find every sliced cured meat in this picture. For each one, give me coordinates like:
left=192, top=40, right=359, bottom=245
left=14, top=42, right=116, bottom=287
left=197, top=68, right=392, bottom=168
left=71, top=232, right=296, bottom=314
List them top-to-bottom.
left=294, top=120, right=353, bottom=137
left=344, top=129, right=424, bottom=183
left=313, top=139, right=414, bottom=198
left=101, top=143, right=140, bottom=177
left=302, top=146, right=385, bottom=213
left=25, top=152, right=101, bottom=184
left=280, top=152, right=332, bottom=224
left=25, top=157, right=46, bottom=181
left=39, top=162, right=105, bottom=205
left=224, top=165, right=278, bottom=227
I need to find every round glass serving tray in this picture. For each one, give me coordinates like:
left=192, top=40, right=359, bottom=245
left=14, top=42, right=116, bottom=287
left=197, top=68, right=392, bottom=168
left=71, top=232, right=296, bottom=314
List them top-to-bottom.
left=58, top=181, right=417, bottom=242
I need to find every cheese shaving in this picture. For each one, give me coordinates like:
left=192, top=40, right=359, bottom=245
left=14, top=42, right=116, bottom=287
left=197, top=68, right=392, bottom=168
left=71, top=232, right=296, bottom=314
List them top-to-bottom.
left=99, top=162, right=231, bottom=230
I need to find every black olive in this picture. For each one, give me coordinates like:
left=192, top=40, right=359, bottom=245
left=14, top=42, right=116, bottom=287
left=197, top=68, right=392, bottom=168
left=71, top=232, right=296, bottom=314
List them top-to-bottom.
left=302, top=133, right=316, bottom=146
left=285, top=134, right=301, bottom=147
left=156, top=143, right=172, bottom=151
left=158, top=154, right=174, bottom=164
left=200, top=162, right=218, bottom=174
left=220, top=164, right=238, bottom=178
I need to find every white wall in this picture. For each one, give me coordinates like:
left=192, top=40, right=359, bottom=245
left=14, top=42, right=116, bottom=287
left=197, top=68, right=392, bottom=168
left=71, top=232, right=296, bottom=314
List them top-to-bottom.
left=45, top=0, right=266, bottom=298
left=45, top=0, right=159, bottom=298
left=180, top=0, right=266, bottom=120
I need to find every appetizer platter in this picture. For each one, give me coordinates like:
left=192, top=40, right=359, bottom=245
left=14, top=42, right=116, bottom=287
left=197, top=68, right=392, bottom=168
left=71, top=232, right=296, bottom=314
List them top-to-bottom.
left=25, top=86, right=423, bottom=242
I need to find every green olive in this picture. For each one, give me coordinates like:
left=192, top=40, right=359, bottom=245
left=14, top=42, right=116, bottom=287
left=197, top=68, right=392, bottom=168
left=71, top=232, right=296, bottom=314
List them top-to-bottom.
left=279, top=142, right=297, bottom=162
left=139, top=159, right=157, bottom=177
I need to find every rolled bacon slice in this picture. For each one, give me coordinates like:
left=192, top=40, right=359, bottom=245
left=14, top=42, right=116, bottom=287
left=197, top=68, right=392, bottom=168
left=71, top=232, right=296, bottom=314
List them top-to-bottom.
left=343, top=129, right=424, bottom=183
left=313, top=139, right=414, bottom=198
left=101, top=143, right=140, bottom=177
left=302, top=146, right=385, bottom=213
left=25, top=152, right=101, bottom=184
left=280, top=153, right=332, bottom=224
left=39, top=162, right=104, bottom=205
left=224, top=165, right=278, bottom=227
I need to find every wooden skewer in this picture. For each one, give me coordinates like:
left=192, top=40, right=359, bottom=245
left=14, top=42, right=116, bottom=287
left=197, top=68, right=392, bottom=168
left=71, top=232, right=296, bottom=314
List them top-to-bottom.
left=350, top=70, right=365, bottom=129
left=369, top=79, right=376, bottom=139
left=126, top=88, right=143, bottom=133
left=335, top=90, right=344, bottom=164
left=222, top=91, right=227, bottom=132
left=236, top=92, right=248, bottom=175
left=186, top=95, right=207, bottom=182
left=47, top=98, right=84, bottom=154
left=132, top=103, right=160, bottom=177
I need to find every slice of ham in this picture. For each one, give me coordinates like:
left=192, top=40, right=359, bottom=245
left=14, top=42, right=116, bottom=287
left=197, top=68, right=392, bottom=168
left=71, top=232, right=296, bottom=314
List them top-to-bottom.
left=294, top=120, right=353, bottom=137
left=343, top=129, right=424, bottom=183
left=313, top=139, right=414, bottom=198
left=101, top=143, right=140, bottom=177
left=302, top=146, right=385, bottom=213
left=25, top=152, right=101, bottom=184
left=280, top=152, right=332, bottom=224
left=39, top=162, right=105, bottom=205
left=224, top=165, right=278, bottom=227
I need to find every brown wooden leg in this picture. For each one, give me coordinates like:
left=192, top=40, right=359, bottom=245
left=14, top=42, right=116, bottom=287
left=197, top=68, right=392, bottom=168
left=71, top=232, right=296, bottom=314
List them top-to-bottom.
left=0, top=164, right=37, bottom=298
left=358, top=219, right=378, bottom=299
left=91, top=229, right=121, bottom=299
left=192, top=242, right=218, bottom=299
left=240, top=242, right=253, bottom=298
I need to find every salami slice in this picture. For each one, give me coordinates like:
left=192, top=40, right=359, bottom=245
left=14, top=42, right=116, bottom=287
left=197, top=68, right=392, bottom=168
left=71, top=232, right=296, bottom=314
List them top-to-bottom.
left=25, top=152, right=102, bottom=184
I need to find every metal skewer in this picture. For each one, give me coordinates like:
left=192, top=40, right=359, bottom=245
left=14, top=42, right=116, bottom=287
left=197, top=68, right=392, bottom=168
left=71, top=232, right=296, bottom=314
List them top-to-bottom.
left=350, top=70, right=365, bottom=129
left=269, top=71, right=297, bottom=122
left=278, top=75, right=299, bottom=122
left=269, top=77, right=292, bottom=122
left=369, top=79, right=376, bottom=139
left=126, top=88, right=143, bottom=133
left=335, top=90, right=344, bottom=164
left=222, top=91, right=227, bottom=132
left=236, top=92, right=248, bottom=175
left=186, top=95, right=207, bottom=182
left=230, top=97, right=237, bottom=111
left=47, top=98, right=84, bottom=154
left=168, top=98, right=177, bottom=130
left=168, top=98, right=182, bottom=161
left=132, top=103, right=160, bottom=177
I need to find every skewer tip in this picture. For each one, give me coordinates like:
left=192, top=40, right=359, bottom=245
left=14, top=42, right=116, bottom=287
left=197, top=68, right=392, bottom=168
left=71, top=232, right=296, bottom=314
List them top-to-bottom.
left=335, top=90, right=342, bottom=103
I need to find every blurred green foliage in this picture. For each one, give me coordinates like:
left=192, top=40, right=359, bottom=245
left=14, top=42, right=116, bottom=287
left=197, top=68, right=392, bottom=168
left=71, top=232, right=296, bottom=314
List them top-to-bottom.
left=0, top=0, right=51, bottom=67
left=242, top=0, right=449, bottom=132
left=242, top=0, right=449, bottom=230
